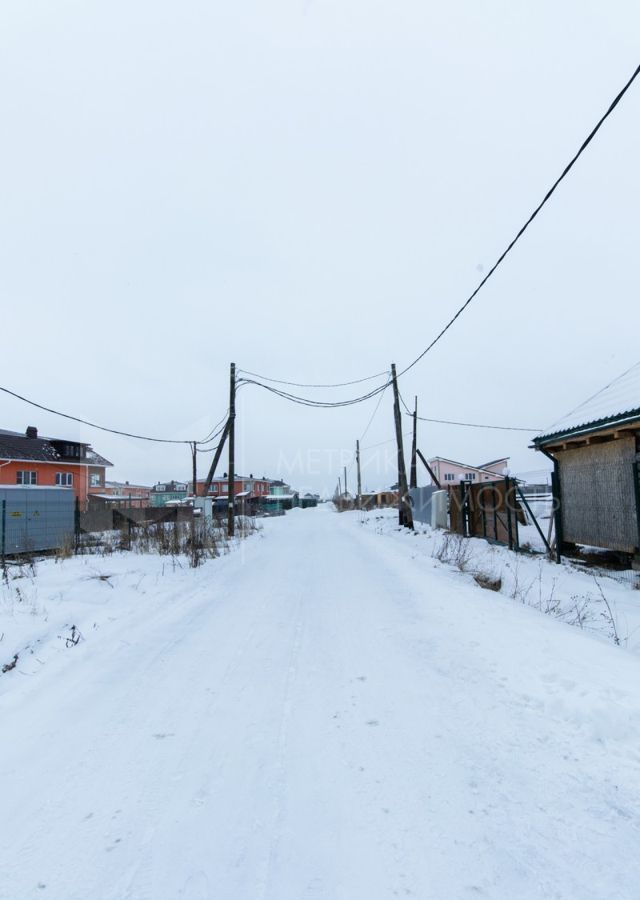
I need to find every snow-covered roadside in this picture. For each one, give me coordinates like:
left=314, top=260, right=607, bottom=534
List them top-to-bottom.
left=1, top=506, right=640, bottom=899
left=357, top=507, right=640, bottom=655
left=0, top=535, right=253, bottom=701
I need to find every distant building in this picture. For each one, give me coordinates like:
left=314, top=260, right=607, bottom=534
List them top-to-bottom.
left=533, top=361, right=640, bottom=561
left=0, top=426, right=112, bottom=509
left=426, top=456, right=509, bottom=487
left=193, top=474, right=271, bottom=499
left=268, top=479, right=292, bottom=497
left=150, top=480, right=188, bottom=507
left=96, top=481, right=151, bottom=509
left=360, top=489, right=398, bottom=510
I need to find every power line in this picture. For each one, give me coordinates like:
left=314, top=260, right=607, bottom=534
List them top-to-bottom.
left=241, top=62, right=640, bottom=391
left=394, top=62, right=640, bottom=380
left=236, top=367, right=389, bottom=389
left=236, top=377, right=388, bottom=409
left=346, top=377, right=392, bottom=476
left=359, top=377, right=391, bottom=443
left=0, top=384, right=212, bottom=446
left=397, top=387, right=413, bottom=417
left=197, top=412, right=230, bottom=445
left=409, top=413, right=541, bottom=432
left=360, top=431, right=413, bottom=452
left=196, top=439, right=225, bottom=454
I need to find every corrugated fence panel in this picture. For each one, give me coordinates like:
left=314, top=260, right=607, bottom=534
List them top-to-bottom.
left=409, top=486, right=438, bottom=525
left=0, top=487, right=75, bottom=554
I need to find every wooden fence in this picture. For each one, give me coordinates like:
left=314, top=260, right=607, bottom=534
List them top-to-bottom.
left=448, top=478, right=525, bottom=550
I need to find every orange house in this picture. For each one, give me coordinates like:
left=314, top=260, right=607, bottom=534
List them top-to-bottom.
left=0, top=426, right=113, bottom=508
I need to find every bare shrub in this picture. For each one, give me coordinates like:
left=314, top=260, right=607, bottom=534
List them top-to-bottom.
left=433, top=532, right=472, bottom=572
left=55, top=533, right=75, bottom=561
left=592, top=576, right=621, bottom=646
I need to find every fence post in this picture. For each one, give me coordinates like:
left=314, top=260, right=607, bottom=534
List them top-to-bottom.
left=505, top=477, right=514, bottom=551
left=459, top=482, right=468, bottom=537
left=516, top=483, right=553, bottom=556
left=74, top=497, right=81, bottom=554
left=1, top=499, right=6, bottom=569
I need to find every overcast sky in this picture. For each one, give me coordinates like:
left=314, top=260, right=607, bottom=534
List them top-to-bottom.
left=1, top=1, right=638, bottom=494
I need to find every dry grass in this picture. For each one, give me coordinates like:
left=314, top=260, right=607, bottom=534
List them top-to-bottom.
left=473, top=572, right=503, bottom=592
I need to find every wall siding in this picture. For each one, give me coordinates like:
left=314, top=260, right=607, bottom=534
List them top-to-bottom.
left=559, top=438, right=639, bottom=553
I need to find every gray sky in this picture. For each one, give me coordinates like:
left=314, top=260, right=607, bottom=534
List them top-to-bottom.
left=1, top=1, right=639, bottom=495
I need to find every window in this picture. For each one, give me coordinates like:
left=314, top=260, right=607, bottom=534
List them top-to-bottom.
left=16, top=471, right=37, bottom=485
left=56, top=473, right=73, bottom=486
left=90, top=473, right=101, bottom=487
left=444, top=473, right=455, bottom=482
left=464, top=473, right=477, bottom=481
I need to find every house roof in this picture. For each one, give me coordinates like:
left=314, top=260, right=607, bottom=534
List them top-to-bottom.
left=534, top=360, right=640, bottom=445
left=0, top=428, right=112, bottom=466
left=0, top=429, right=60, bottom=462
left=86, top=450, right=113, bottom=468
left=429, top=456, right=508, bottom=477
left=478, top=457, right=510, bottom=469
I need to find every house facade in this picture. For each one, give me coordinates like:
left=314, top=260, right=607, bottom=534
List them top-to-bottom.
left=533, top=361, right=640, bottom=560
left=0, top=426, right=112, bottom=508
left=427, top=456, right=509, bottom=486
left=194, top=474, right=272, bottom=499
left=150, top=481, right=188, bottom=507
left=97, top=482, right=151, bottom=509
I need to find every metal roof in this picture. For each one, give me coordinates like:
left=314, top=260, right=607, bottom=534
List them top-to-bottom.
left=535, top=360, right=640, bottom=444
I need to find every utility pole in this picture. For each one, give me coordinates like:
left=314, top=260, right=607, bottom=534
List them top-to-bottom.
left=227, top=362, right=236, bottom=538
left=391, top=363, right=413, bottom=529
left=410, top=396, right=418, bottom=490
left=202, top=419, right=230, bottom=496
left=356, top=440, right=362, bottom=509
left=190, top=441, right=198, bottom=567
left=191, top=442, right=198, bottom=497
left=344, top=465, right=348, bottom=499
left=338, top=475, right=342, bottom=497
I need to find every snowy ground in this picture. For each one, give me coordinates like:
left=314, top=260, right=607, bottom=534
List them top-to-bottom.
left=1, top=507, right=639, bottom=899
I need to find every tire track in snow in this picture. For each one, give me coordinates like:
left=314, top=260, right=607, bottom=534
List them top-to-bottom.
left=255, top=591, right=305, bottom=900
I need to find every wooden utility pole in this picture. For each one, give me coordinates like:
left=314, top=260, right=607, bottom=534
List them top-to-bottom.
left=227, top=362, right=236, bottom=538
left=391, top=363, right=413, bottom=529
left=410, top=396, right=418, bottom=490
left=202, top=419, right=230, bottom=496
left=356, top=440, right=362, bottom=508
left=190, top=441, right=198, bottom=566
left=191, top=442, right=198, bottom=497
left=416, top=448, right=441, bottom=489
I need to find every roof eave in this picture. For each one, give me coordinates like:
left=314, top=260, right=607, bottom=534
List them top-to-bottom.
left=533, top=408, right=640, bottom=447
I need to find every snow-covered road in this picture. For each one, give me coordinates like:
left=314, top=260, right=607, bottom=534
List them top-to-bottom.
left=1, top=507, right=639, bottom=899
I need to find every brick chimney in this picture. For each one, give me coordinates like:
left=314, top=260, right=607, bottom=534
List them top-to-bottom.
left=25, top=426, right=38, bottom=439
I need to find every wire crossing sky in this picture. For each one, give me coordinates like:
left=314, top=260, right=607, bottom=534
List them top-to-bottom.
left=1, top=2, right=639, bottom=490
